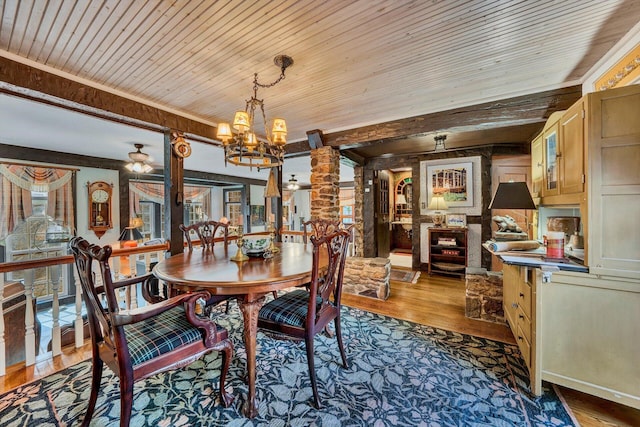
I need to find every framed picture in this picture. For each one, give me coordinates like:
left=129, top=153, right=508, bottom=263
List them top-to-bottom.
left=420, top=156, right=481, bottom=216
left=426, top=161, right=473, bottom=208
left=446, top=213, right=467, bottom=228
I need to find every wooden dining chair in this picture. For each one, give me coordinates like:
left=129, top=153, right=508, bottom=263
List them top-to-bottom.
left=302, top=218, right=342, bottom=244
left=180, top=220, right=230, bottom=250
left=257, top=227, right=353, bottom=408
left=70, top=236, right=234, bottom=427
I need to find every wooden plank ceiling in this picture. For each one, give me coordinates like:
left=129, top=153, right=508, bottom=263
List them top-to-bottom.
left=1, top=0, right=639, bottom=163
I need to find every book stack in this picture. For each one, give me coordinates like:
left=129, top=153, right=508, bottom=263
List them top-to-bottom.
left=437, top=237, right=457, bottom=246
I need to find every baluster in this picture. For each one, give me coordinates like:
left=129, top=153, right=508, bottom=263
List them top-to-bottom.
left=128, top=253, right=138, bottom=309
left=110, top=257, right=125, bottom=308
left=49, top=265, right=62, bottom=356
left=73, top=266, right=84, bottom=348
left=23, top=269, right=36, bottom=366
left=0, top=274, right=6, bottom=376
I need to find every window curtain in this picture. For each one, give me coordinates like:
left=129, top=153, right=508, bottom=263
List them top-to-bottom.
left=0, top=164, right=74, bottom=240
left=129, top=181, right=212, bottom=216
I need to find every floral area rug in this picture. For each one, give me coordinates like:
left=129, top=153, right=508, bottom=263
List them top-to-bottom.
left=0, top=306, right=576, bottom=426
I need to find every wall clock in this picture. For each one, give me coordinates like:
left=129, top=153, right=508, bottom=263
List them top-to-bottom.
left=173, top=138, right=192, bottom=158
left=87, top=181, right=113, bottom=238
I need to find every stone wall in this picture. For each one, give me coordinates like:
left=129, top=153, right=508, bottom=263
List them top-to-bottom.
left=310, top=146, right=340, bottom=221
left=353, top=166, right=364, bottom=257
left=343, top=257, right=391, bottom=300
left=465, top=267, right=504, bottom=324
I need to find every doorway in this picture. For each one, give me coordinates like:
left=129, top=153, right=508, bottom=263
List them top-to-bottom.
left=375, top=168, right=413, bottom=269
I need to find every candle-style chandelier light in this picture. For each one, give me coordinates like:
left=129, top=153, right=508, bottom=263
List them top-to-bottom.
left=216, top=55, right=294, bottom=169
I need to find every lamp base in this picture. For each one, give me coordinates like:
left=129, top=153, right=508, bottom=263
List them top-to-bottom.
left=432, top=213, right=445, bottom=227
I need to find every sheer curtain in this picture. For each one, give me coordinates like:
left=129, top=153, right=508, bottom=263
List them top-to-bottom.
left=0, top=164, right=75, bottom=241
left=129, top=181, right=212, bottom=216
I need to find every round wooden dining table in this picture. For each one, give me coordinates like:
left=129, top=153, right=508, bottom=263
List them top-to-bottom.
left=152, top=242, right=315, bottom=418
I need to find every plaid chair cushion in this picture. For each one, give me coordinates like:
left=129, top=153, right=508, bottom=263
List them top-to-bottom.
left=259, top=289, right=326, bottom=328
left=124, top=306, right=209, bottom=366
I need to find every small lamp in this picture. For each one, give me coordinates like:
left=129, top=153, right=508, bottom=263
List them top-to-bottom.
left=489, top=181, right=536, bottom=240
left=489, top=182, right=536, bottom=210
left=395, top=194, right=407, bottom=205
left=428, top=195, right=448, bottom=227
left=118, top=226, right=143, bottom=248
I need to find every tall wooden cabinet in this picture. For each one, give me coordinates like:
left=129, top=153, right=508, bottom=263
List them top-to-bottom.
left=516, top=84, right=640, bottom=409
left=586, top=85, right=640, bottom=278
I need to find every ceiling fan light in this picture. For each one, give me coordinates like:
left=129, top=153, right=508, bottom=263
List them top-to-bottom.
left=287, top=174, right=299, bottom=190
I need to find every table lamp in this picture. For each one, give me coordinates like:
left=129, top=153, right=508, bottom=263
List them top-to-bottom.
left=489, top=181, right=536, bottom=240
left=489, top=181, right=536, bottom=210
left=428, top=195, right=448, bottom=227
left=119, top=226, right=143, bottom=248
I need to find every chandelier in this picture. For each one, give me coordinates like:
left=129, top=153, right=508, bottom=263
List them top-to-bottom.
left=217, top=55, right=294, bottom=169
left=125, top=144, right=153, bottom=173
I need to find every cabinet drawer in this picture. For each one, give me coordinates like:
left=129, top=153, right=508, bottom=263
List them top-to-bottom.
left=518, top=279, right=532, bottom=319
left=517, top=310, right=532, bottom=344
left=516, top=324, right=531, bottom=370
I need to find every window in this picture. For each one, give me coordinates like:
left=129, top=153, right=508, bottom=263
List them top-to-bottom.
left=224, top=188, right=245, bottom=227
left=339, top=188, right=355, bottom=224
left=5, top=191, right=72, bottom=301
left=184, top=200, right=205, bottom=226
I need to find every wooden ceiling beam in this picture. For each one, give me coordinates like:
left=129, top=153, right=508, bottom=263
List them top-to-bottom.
left=0, top=56, right=218, bottom=140
left=287, top=86, right=581, bottom=156
left=325, top=86, right=582, bottom=148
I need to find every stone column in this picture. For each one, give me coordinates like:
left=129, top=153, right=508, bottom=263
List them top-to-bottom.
left=310, top=146, right=340, bottom=221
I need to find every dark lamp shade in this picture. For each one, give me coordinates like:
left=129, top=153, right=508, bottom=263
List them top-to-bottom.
left=489, top=182, right=536, bottom=210
left=118, top=227, right=143, bottom=242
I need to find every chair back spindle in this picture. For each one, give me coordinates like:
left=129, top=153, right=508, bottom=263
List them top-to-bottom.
left=180, top=220, right=229, bottom=251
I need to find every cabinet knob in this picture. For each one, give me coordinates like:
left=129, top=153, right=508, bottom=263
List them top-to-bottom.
left=556, top=152, right=562, bottom=158
left=537, top=162, right=543, bottom=167
left=519, top=293, right=524, bottom=298
left=512, top=303, right=518, bottom=309
left=519, top=314, right=524, bottom=320
left=518, top=336, right=523, bottom=341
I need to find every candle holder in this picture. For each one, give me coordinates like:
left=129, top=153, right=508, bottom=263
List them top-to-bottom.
left=267, top=222, right=280, bottom=253
left=230, top=225, right=249, bottom=262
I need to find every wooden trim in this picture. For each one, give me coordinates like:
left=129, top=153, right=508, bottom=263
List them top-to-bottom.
left=594, top=43, right=640, bottom=91
left=0, top=160, right=79, bottom=172
left=0, top=242, right=169, bottom=274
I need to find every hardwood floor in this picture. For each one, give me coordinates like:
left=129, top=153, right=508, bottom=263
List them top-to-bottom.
left=2, top=272, right=639, bottom=426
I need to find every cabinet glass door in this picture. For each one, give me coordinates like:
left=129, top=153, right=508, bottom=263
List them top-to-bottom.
left=545, top=131, right=558, bottom=191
